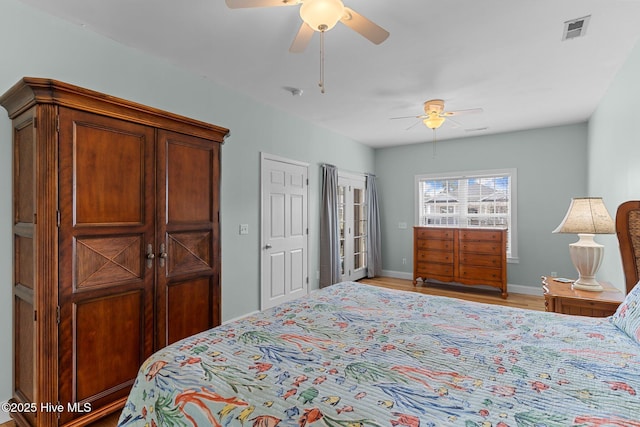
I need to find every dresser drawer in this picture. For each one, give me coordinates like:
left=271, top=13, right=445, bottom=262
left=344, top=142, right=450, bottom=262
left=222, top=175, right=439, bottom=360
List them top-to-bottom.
left=416, top=228, right=454, bottom=240
left=459, top=229, right=504, bottom=242
left=417, top=238, right=453, bottom=251
left=459, top=241, right=503, bottom=254
left=416, top=249, right=453, bottom=263
left=459, top=253, right=502, bottom=268
left=416, top=261, right=454, bottom=277
left=458, top=265, right=502, bottom=283
left=555, top=299, right=619, bottom=317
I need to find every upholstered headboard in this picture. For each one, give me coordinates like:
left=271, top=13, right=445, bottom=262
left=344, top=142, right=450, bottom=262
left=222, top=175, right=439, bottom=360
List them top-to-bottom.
left=616, top=201, right=640, bottom=294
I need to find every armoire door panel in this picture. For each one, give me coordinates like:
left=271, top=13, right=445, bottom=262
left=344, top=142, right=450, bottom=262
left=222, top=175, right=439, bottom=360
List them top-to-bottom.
left=58, top=107, right=156, bottom=424
left=15, top=117, right=35, bottom=224
left=72, top=118, right=149, bottom=226
left=156, top=130, right=220, bottom=349
left=166, top=140, right=214, bottom=223
left=166, top=231, right=212, bottom=276
left=15, top=235, right=34, bottom=290
left=74, top=235, right=144, bottom=290
left=167, top=278, right=214, bottom=345
left=74, top=291, right=144, bottom=402
left=15, top=295, right=35, bottom=403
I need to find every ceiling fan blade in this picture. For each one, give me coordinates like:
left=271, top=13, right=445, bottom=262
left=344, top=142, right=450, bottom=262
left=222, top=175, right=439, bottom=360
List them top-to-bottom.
left=225, top=0, right=299, bottom=9
left=340, top=7, right=389, bottom=45
left=289, top=22, right=314, bottom=53
left=442, top=108, right=484, bottom=117
left=390, top=115, right=426, bottom=120
left=446, top=117, right=464, bottom=129
left=405, top=119, right=424, bottom=131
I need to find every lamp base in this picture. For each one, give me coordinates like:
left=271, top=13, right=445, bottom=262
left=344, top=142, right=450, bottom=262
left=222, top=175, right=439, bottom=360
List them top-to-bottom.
left=569, top=234, right=604, bottom=292
left=572, top=277, right=604, bottom=292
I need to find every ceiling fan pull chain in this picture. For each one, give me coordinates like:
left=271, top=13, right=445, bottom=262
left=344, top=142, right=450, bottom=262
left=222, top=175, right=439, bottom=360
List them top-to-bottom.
left=319, top=27, right=326, bottom=93
left=432, top=129, right=437, bottom=158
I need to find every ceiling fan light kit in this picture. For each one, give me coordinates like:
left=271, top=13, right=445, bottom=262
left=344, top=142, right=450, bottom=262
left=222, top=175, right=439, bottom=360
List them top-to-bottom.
left=299, top=0, right=344, bottom=31
left=422, top=100, right=446, bottom=129
left=423, top=116, right=445, bottom=129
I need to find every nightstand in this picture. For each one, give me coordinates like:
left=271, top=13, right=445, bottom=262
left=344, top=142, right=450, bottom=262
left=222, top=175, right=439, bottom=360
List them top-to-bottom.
left=542, top=276, right=624, bottom=317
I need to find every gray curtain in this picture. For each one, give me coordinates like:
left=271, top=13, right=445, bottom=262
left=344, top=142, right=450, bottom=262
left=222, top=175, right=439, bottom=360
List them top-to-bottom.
left=320, top=164, right=341, bottom=287
left=366, top=173, right=382, bottom=278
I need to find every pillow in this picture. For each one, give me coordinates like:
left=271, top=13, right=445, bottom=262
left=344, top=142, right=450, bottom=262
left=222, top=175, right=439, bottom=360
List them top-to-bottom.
left=611, top=282, right=640, bottom=344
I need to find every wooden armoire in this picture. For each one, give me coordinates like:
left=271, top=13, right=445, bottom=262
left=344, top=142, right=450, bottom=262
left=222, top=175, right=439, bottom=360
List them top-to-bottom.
left=1, top=78, right=229, bottom=426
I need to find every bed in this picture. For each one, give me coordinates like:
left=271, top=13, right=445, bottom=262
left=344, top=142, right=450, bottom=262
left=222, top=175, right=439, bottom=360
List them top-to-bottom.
left=117, top=280, right=640, bottom=427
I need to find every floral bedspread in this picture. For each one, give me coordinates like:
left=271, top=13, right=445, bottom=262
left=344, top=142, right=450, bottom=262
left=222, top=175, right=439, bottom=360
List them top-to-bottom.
left=118, top=281, right=640, bottom=427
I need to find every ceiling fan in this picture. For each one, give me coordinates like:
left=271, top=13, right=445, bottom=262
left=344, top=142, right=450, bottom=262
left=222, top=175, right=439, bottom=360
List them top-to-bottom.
left=225, top=0, right=389, bottom=92
left=392, top=99, right=483, bottom=130
left=391, top=100, right=484, bottom=155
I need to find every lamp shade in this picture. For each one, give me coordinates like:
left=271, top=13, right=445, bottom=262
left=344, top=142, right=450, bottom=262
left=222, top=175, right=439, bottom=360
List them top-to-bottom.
left=300, top=0, right=345, bottom=31
left=553, top=197, right=615, bottom=234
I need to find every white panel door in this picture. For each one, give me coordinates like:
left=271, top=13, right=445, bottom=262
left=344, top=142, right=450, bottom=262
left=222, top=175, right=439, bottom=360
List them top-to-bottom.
left=261, top=154, right=308, bottom=310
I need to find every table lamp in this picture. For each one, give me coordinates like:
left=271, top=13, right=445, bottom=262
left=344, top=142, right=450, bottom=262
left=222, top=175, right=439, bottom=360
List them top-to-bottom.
left=553, top=197, right=615, bottom=291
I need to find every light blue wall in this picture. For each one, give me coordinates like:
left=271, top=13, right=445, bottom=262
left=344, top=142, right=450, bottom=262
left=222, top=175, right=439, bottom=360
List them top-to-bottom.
left=0, top=0, right=374, bottom=406
left=588, top=39, right=640, bottom=290
left=374, top=124, right=588, bottom=289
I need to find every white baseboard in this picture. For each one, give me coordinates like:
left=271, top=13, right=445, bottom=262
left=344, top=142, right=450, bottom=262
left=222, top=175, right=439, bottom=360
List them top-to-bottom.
left=381, top=269, right=413, bottom=280
left=380, top=270, right=543, bottom=297
left=506, top=283, right=543, bottom=296
left=222, top=310, right=260, bottom=325
left=0, top=401, right=11, bottom=423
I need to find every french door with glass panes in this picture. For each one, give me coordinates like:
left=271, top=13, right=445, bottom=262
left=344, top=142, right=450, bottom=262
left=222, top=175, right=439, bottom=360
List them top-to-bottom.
left=338, top=173, right=367, bottom=281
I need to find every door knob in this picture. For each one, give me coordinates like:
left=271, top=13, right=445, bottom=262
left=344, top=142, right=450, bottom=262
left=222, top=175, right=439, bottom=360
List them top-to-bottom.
left=265, top=244, right=272, bottom=249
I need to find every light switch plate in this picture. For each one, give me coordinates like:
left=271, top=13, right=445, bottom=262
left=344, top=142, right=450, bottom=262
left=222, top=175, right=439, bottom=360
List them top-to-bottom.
left=239, top=224, right=249, bottom=235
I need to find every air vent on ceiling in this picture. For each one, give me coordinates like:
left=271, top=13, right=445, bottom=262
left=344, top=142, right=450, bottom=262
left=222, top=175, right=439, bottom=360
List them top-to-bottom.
left=562, top=15, right=590, bottom=41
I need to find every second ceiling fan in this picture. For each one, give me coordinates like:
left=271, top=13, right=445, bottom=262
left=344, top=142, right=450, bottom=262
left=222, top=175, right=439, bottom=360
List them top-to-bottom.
left=225, top=0, right=389, bottom=92
left=392, top=99, right=484, bottom=130
left=392, top=100, right=484, bottom=156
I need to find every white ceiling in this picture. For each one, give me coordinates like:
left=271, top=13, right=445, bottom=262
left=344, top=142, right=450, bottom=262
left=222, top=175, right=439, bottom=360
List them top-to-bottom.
left=17, top=0, right=640, bottom=148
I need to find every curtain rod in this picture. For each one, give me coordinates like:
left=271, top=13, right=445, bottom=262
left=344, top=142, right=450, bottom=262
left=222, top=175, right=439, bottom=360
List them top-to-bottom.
left=321, top=163, right=375, bottom=178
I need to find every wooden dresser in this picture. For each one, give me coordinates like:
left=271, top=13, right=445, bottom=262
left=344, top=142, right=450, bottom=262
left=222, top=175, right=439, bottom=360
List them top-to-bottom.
left=1, top=78, right=229, bottom=426
left=413, top=226, right=508, bottom=298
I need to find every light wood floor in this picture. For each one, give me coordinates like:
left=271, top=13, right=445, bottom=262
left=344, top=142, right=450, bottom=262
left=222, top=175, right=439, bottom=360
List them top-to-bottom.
left=358, top=276, right=546, bottom=311
left=0, top=277, right=544, bottom=427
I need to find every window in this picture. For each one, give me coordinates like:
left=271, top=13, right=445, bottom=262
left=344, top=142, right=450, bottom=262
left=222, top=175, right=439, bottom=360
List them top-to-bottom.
left=415, top=168, right=518, bottom=260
